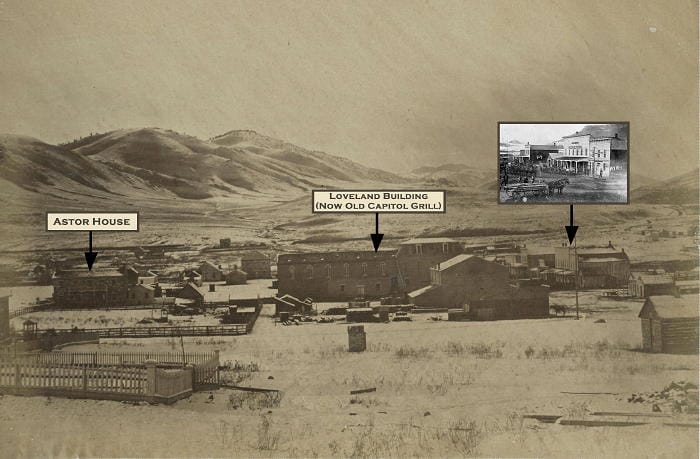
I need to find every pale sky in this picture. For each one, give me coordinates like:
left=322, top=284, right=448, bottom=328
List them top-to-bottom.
left=0, top=0, right=697, bottom=178
left=500, top=124, right=603, bottom=145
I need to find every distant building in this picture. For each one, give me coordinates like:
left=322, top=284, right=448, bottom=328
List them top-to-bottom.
left=550, top=131, right=627, bottom=177
left=522, top=143, right=561, bottom=164
left=220, top=238, right=231, bottom=249
left=396, top=238, right=463, bottom=291
left=554, top=242, right=630, bottom=288
left=240, top=251, right=271, bottom=279
left=277, top=251, right=400, bottom=300
left=408, top=255, right=549, bottom=320
left=199, top=261, right=225, bottom=282
left=225, top=266, right=248, bottom=285
left=181, top=269, right=203, bottom=287
left=52, top=270, right=128, bottom=308
left=628, top=272, right=675, bottom=298
left=176, top=282, right=269, bottom=308
left=128, top=284, right=155, bottom=306
left=273, top=294, right=313, bottom=316
left=0, top=295, right=9, bottom=338
left=638, top=295, right=699, bottom=354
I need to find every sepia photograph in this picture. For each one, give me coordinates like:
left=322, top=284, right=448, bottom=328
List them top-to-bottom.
left=0, top=1, right=698, bottom=458
left=499, top=123, right=629, bottom=204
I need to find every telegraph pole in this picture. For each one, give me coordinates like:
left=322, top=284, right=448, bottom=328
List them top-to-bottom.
left=574, top=239, right=580, bottom=320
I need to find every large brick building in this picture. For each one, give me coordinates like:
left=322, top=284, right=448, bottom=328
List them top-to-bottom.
left=276, top=251, right=400, bottom=301
left=52, top=270, right=128, bottom=308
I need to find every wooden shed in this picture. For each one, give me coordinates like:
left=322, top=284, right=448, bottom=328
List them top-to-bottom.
left=638, top=295, right=699, bottom=354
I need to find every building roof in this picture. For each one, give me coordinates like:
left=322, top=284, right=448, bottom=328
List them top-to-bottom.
left=528, top=144, right=560, bottom=150
left=399, top=237, right=458, bottom=245
left=240, top=250, right=268, bottom=261
left=277, top=250, right=397, bottom=264
left=434, top=254, right=476, bottom=271
left=580, top=257, right=628, bottom=263
left=200, top=261, right=222, bottom=271
left=56, top=269, right=124, bottom=278
left=631, top=273, right=674, bottom=285
left=133, top=284, right=155, bottom=291
left=407, top=284, right=439, bottom=298
left=639, top=295, right=699, bottom=320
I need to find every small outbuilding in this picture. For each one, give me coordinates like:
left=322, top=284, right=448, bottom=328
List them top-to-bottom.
left=225, top=266, right=248, bottom=285
left=638, top=295, right=699, bottom=354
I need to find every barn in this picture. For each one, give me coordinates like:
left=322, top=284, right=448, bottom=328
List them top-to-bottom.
left=638, top=295, right=699, bottom=354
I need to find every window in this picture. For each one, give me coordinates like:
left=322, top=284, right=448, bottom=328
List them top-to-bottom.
left=442, top=243, right=449, bottom=253
left=416, top=244, right=423, bottom=255
left=380, top=262, right=386, bottom=276
left=344, top=263, right=350, bottom=278
left=361, top=263, right=368, bottom=276
left=326, top=264, right=332, bottom=279
left=306, top=265, right=313, bottom=279
left=289, top=266, right=295, bottom=280
left=375, top=283, right=381, bottom=291
left=340, top=284, right=345, bottom=292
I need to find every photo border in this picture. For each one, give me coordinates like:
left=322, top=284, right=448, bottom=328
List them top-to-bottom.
left=497, top=121, right=630, bottom=205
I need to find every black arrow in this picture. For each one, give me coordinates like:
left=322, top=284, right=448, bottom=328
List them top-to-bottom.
left=565, top=204, right=579, bottom=245
left=370, top=213, right=384, bottom=252
left=84, top=231, right=98, bottom=271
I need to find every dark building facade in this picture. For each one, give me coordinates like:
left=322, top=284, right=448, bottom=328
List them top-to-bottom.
left=395, top=238, right=463, bottom=291
left=554, top=243, right=630, bottom=288
left=241, top=251, right=271, bottom=279
left=277, top=251, right=400, bottom=301
left=409, top=255, right=549, bottom=320
left=52, top=270, right=128, bottom=308
left=638, top=295, right=699, bottom=354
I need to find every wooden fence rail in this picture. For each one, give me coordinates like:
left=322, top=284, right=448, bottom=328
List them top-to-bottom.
left=9, top=305, right=43, bottom=319
left=45, top=324, right=249, bottom=339
left=0, top=350, right=221, bottom=402
left=0, top=351, right=219, bottom=367
left=0, top=360, right=196, bottom=403
left=0, top=361, right=147, bottom=395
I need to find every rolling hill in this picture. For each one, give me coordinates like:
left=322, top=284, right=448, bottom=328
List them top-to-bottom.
left=0, top=128, right=412, bottom=208
left=632, top=168, right=699, bottom=204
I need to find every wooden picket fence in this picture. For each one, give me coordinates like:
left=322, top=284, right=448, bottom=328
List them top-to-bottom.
left=48, top=324, right=248, bottom=339
left=0, top=350, right=221, bottom=403
left=0, top=351, right=218, bottom=367
left=192, top=352, right=220, bottom=389
left=0, top=361, right=146, bottom=396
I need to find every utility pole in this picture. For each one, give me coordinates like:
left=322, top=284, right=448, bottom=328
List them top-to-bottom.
left=574, top=240, right=580, bottom=320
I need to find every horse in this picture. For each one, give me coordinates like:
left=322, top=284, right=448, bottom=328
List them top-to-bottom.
left=547, top=178, right=569, bottom=195
left=550, top=304, right=568, bottom=317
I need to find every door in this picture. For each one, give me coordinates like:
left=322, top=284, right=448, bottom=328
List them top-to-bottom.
left=356, top=285, right=365, bottom=297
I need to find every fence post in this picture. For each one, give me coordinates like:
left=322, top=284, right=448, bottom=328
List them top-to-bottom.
left=214, top=349, right=220, bottom=366
left=145, top=359, right=157, bottom=398
left=14, top=363, right=21, bottom=388
left=82, top=366, right=88, bottom=392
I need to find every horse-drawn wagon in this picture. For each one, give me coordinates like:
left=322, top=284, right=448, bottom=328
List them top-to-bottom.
left=504, top=182, right=549, bottom=200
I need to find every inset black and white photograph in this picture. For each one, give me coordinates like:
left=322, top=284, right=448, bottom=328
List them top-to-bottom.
left=499, top=123, right=629, bottom=204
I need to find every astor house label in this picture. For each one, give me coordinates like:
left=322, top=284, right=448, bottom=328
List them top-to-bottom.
left=312, top=190, right=445, bottom=213
left=47, top=212, right=139, bottom=231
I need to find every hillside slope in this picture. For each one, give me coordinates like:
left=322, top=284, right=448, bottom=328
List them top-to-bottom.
left=632, top=168, right=699, bottom=204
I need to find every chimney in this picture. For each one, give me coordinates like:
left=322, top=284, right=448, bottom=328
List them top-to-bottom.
left=608, top=240, right=612, bottom=248
left=209, top=284, right=216, bottom=292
